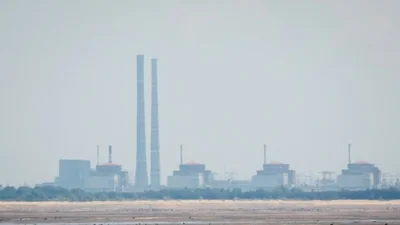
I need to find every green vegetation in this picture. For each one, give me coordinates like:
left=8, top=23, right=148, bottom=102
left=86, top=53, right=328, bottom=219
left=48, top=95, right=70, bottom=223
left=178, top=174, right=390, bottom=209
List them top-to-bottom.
left=0, top=186, right=400, bottom=201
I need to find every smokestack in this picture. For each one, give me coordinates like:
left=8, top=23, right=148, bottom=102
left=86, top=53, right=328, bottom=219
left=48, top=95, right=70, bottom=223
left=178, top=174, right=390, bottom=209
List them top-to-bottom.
left=135, top=54, right=148, bottom=188
left=150, top=58, right=161, bottom=187
left=348, top=143, right=352, bottom=164
left=180, top=144, right=183, bottom=165
left=263, top=144, right=266, bottom=165
left=97, top=145, right=99, bottom=166
left=108, top=145, right=112, bottom=163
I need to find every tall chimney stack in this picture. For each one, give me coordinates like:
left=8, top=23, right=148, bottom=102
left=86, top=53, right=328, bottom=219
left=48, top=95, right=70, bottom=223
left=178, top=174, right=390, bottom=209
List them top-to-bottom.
left=135, top=54, right=148, bottom=188
left=150, top=58, right=161, bottom=187
left=348, top=143, right=352, bottom=164
left=180, top=144, right=183, bottom=165
left=263, top=144, right=266, bottom=165
left=97, top=145, right=99, bottom=166
left=108, top=145, right=112, bottom=163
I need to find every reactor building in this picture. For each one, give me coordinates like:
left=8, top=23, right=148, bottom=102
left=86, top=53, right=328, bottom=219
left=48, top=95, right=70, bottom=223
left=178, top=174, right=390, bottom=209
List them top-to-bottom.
left=56, top=54, right=161, bottom=191
left=337, top=144, right=381, bottom=190
left=167, top=145, right=213, bottom=189
left=251, top=145, right=296, bottom=189
left=55, top=146, right=129, bottom=192
left=84, top=146, right=129, bottom=192
left=56, top=159, right=91, bottom=189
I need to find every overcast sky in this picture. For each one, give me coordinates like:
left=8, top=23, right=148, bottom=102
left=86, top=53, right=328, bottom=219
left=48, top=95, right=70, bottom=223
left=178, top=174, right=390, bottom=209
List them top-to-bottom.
left=0, top=0, right=399, bottom=186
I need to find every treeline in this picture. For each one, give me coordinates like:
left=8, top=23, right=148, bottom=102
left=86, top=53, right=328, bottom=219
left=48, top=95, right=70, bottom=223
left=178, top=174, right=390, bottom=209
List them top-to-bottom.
left=1, top=186, right=400, bottom=201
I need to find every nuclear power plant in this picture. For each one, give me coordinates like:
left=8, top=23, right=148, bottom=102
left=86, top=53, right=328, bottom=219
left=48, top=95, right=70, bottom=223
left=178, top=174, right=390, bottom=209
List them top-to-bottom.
left=48, top=54, right=397, bottom=192
left=52, top=54, right=163, bottom=192
left=54, top=146, right=129, bottom=192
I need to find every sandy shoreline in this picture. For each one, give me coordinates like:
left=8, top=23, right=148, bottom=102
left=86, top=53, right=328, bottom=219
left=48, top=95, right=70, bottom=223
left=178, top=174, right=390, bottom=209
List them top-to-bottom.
left=0, top=200, right=400, bottom=224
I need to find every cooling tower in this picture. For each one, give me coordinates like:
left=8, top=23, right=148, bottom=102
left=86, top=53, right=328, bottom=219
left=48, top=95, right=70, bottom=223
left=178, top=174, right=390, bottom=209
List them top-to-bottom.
left=135, top=54, right=148, bottom=188
left=150, top=58, right=161, bottom=187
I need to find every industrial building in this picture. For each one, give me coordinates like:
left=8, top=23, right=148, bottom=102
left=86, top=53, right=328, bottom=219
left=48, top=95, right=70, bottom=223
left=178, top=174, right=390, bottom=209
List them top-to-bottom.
left=50, top=53, right=396, bottom=192
left=54, top=54, right=160, bottom=192
left=337, top=144, right=381, bottom=190
left=251, top=145, right=296, bottom=189
left=56, top=146, right=129, bottom=192
left=83, top=146, right=129, bottom=192
left=167, top=146, right=213, bottom=189
left=56, top=159, right=91, bottom=189
left=337, top=161, right=381, bottom=190
left=314, top=171, right=339, bottom=191
left=83, top=174, right=119, bottom=192
left=210, top=179, right=231, bottom=189
left=211, top=179, right=252, bottom=190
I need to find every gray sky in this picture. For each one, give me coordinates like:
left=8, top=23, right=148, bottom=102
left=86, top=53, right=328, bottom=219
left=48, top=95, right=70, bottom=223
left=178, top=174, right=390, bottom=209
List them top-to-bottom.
left=0, top=0, right=399, bottom=186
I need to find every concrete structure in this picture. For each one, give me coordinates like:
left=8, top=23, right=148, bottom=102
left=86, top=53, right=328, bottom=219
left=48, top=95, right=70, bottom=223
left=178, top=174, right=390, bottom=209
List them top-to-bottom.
left=135, top=54, right=148, bottom=188
left=150, top=58, right=161, bottom=188
left=337, top=144, right=381, bottom=190
left=251, top=145, right=296, bottom=189
left=55, top=146, right=129, bottom=192
left=92, top=146, right=129, bottom=191
left=167, top=147, right=213, bottom=189
left=57, top=159, right=91, bottom=189
left=337, top=161, right=381, bottom=190
left=167, top=162, right=213, bottom=189
left=252, top=162, right=296, bottom=189
left=347, top=162, right=381, bottom=187
left=92, top=163, right=128, bottom=191
left=263, top=163, right=296, bottom=185
left=314, top=171, right=339, bottom=191
left=337, top=171, right=374, bottom=190
left=252, top=172, right=289, bottom=188
left=168, top=173, right=204, bottom=189
left=84, top=174, right=119, bottom=192
left=211, top=179, right=231, bottom=189
left=211, top=179, right=252, bottom=190
left=230, top=180, right=252, bottom=190
left=37, top=182, right=56, bottom=187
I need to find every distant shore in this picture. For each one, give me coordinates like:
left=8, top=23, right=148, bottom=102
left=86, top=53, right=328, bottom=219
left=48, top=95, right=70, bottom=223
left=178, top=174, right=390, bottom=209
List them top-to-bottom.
left=2, top=186, right=400, bottom=202
left=2, top=199, right=400, bottom=204
left=1, top=200, right=400, bottom=224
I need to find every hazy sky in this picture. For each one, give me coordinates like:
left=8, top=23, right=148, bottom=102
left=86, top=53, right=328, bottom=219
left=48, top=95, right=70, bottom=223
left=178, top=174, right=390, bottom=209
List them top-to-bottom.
left=1, top=0, right=399, bottom=186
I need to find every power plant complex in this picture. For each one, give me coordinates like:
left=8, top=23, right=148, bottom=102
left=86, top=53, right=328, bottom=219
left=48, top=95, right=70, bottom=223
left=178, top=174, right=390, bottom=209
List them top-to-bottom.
left=54, top=54, right=162, bottom=192
left=48, top=55, right=399, bottom=192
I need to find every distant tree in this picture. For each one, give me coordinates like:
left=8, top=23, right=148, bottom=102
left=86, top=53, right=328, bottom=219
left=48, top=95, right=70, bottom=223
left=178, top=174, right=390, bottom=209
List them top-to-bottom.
left=1, top=185, right=400, bottom=201
left=0, top=186, right=17, bottom=200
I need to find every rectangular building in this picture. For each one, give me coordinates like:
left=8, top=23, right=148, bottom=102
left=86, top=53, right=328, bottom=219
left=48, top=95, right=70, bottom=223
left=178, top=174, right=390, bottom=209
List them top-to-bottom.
left=58, top=159, right=91, bottom=189
left=167, top=162, right=213, bottom=189
left=251, top=162, right=296, bottom=189
left=337, top=172, right=374, bottom=190
left=167, top=173, right=204, bottom=189
left=252, top=173, right=289, bottom=189
left=83, top=174, right=119, bottom=192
